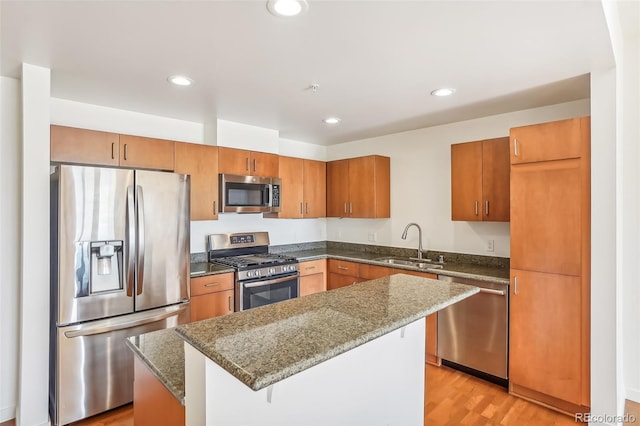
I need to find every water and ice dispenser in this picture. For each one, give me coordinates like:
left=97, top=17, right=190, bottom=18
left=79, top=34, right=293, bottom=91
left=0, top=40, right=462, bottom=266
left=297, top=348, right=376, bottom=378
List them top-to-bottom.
left=74, top=240, right=124, bottom=297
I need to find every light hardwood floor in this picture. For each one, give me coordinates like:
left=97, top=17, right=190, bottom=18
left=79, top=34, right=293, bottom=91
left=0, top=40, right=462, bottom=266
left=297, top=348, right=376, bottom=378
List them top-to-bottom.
left=4, top=367, right=639, bottom=426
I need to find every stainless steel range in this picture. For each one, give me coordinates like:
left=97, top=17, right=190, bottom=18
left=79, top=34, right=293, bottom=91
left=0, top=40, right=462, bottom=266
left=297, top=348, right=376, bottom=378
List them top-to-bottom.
left=207, top=232, right=299, bottom=311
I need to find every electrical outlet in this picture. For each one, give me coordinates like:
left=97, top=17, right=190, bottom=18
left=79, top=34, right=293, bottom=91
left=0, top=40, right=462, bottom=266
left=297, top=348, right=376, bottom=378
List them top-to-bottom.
left=368, top=232, right=377, bottom=242
left=487, top=239, right=495, bottom=252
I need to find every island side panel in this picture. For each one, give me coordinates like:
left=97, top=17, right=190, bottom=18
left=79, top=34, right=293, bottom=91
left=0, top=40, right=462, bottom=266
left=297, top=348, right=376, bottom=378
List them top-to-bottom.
left=203, top=318, right=426, bottom=426
left=185, top=343, right=206, bottom=426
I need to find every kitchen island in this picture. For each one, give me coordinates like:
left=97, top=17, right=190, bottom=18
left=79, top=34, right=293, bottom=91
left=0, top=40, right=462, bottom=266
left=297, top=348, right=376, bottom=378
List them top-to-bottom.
left=175, top=273, right=478, bottom=426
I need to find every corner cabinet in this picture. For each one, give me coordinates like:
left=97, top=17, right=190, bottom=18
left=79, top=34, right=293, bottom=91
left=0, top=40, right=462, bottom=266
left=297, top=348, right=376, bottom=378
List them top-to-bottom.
left=508, top=116, right=590, bottom=415
left=51, top=125, right=175, bottom=171
left=451, top=137, right=509, bottom=221
left=174, top=142, right=219, bottom=221
left=218, top=147, right=278, bottom=177
left=326, top=155, right=390, bottom=218
left=276, top=156, right=326, bottom=218
left=189, top=273, right=235, bottom=322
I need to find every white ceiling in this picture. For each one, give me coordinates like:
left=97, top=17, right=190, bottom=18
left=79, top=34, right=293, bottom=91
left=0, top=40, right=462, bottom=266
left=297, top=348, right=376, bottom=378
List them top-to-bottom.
left=1, top=1, right=614, bottom=145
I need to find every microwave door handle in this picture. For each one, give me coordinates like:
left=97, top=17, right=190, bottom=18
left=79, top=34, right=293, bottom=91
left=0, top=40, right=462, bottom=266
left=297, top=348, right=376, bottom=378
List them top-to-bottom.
left=136, top=185, right=145, bottom=296
left=265, top=185, right=271, bottom=206
left=126, top=186, right=135, bottom=297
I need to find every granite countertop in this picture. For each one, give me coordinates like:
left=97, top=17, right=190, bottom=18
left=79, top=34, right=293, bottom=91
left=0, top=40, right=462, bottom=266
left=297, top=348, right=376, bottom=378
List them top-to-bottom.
left=282, top=247, right=510, bottom=284
left=190, top=261, right=235, bottom=277
left=175, top=274, right=478, bottom=391
left=126, top=328, right=186, bottom=405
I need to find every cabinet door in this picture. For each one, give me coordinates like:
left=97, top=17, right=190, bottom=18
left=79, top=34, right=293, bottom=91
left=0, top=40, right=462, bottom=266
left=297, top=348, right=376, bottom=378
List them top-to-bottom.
left=510, top=117, right=587, bottom=165
left=50, top=125, right=120, bottom=166
left=119, top=135, right=174, bottom=171
left=482, top=137, right=510, bottom=221
left=451, top=141, right=482, bottom=221
left=174, top=142, right=219, bottom=221
left=218, top=147, right=251, bottom=175
left=250, top=151, right=279, bottom=177
left=278, top=156, right=304, bottom=218
left=348, top=156, right=376, bottom=218
left=303, top=159, right=327, bottom=218
left=510, top=159, right=582, bottom=276
left=326, top=160, right=350, bottom=217
left=509, top=269, right=582, bottom=405
left=300, top=273, right=326, bottom=297
left=327, top=273, right=363, bottom=290
left=190, top=290, right=234, bottom=322
left=133, top=357, right=185, bottom=426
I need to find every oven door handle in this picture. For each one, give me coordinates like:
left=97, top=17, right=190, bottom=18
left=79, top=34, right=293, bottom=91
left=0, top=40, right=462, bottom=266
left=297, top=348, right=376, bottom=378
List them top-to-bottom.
left=244, top=274, right=298, bottom=288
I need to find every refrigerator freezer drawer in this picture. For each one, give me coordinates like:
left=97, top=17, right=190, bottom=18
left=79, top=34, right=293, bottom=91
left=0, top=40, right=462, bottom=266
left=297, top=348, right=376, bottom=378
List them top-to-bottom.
left=50, top=303, right=189, bottom=426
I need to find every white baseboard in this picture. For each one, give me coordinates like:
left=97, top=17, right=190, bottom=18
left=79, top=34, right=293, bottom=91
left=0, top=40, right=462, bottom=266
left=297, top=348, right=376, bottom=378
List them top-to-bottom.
left=626, top=387, right=640, bottom=404
left=0, top=405, right=15, bottom=423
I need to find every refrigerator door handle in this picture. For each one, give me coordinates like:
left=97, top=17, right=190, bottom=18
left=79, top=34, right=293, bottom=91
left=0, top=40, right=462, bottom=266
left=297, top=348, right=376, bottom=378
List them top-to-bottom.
left=136, top=185, right=145, bottom=296
left=126, top=186, right=136, bottom=297
left=63, top=304, right=188, bottom=338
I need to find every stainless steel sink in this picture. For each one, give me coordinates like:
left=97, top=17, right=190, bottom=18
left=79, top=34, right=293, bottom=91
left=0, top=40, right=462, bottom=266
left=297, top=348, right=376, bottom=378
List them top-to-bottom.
left=373, top=257, right=443, bottom=269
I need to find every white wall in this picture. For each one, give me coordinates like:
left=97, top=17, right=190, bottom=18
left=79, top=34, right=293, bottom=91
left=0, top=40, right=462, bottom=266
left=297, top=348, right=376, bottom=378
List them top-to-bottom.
left=602, top=0, right=640, bottom=408
left=18, top=64, right=51, bottom=426
left=0, top=77, right=21, bottom=423
left=326, top=100, right=590, bottom=258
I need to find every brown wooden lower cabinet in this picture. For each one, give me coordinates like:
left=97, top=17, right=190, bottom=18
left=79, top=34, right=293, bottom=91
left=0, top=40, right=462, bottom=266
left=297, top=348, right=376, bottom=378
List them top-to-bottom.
left=299, top=259, right=327, bottom=296
left=327, top=272, right=363, bottom=290
left=189, top=273, right=235, bottom=322
left=133, top=357, right=185, bottom=426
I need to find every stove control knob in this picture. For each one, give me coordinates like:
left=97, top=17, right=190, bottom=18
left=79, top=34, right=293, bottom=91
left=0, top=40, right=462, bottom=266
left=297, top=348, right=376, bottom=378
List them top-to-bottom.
left=269, top=268, right=276, bottom=274
left=256, top=270, right=261, bottom=277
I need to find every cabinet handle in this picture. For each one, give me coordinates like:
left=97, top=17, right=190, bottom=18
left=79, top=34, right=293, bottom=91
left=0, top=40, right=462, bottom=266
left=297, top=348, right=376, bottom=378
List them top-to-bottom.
left=514, top=138, right=519, bottom=157
left=111, top=142, right=115, bottom=159
left=124, top=144, right=128, bottom=160
left=246, top=158, right=250, bottom=171
left=253, top=158, right=257, bottom=172
left=474, top=200, right=478, bottom=216
left=485, top=200, right=489, bottom=216
left=213, top=201, right=217, bottom=214
left=300, top=202, right=303, bottom=214
left=306, top=202, right=309, bottom=214
left=343, top=202, right=347, bottom=214
left=349, top=202, right=353, bottom=214
left=305, top=266, right=316, bottom=270
left=338, top=266, right=349, bottom=271
left=514, top=276, right=518, bottom=295
left=204, top=282, right=220, bottom=287
left=228, top=295, right=233, bottom=312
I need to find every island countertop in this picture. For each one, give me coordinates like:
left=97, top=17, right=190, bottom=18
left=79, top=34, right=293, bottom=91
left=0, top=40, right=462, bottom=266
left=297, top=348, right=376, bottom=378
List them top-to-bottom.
left=175, top=273, right=478, bottom=391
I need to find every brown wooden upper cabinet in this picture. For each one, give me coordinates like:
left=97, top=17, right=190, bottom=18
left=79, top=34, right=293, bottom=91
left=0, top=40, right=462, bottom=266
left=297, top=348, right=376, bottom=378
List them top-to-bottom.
left=510, top=117, right=585, bottom=164
left=51, top=125, right=175, bottom=171
left=451, top=137, right=510, bottom=222
left=174, top=142, right=219, bottom=221
left=218, top=147, right=279, bottom=177
left=326, top=155, right=390, bottom=218
left=277, top=156, right=326, bottom=218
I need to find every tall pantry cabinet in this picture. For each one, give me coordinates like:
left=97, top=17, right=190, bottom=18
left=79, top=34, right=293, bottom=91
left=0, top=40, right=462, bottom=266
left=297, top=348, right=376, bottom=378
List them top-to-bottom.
left=508, top=116, right=590, bottom=415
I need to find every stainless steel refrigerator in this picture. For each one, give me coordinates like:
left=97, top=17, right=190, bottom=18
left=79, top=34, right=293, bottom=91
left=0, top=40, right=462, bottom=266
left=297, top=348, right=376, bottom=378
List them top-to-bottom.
left=49, top=165, right=190, bottom=425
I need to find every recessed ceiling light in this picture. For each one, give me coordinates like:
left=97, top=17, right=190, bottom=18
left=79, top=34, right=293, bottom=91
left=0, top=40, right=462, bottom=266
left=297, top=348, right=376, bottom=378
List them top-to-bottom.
left=267, top=0, right=308, bottom=17
left=167, top=75, right=193, bottom=86
left=431, top=88, right=455, bottom=97
left=323, top=117, right=341, bottom=125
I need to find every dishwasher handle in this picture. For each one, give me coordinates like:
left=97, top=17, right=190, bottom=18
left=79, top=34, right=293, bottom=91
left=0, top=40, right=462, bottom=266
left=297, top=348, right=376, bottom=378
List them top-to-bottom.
left=478, top=287, right=506, bottom=296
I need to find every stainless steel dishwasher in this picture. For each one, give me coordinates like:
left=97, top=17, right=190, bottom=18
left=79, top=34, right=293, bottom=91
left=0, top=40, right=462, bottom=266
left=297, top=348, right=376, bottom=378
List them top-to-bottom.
left=437, top=275, right=509, bottom=386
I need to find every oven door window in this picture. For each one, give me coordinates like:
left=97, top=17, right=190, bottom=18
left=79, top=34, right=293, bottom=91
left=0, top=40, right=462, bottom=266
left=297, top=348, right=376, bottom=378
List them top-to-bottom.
left=226, top=183, right=268, bottom=207
left=242, top=276, right=299, bottom=311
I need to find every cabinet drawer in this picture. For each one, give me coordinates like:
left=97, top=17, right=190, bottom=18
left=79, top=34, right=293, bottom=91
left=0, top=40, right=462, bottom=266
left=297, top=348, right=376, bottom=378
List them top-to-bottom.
left=299, top=259, right=327, bottom=277
left=328, top=259, right=360, bottom=276
left=359, top=263, right=392, bottom=280
left=396, top=269, right=438, bottom=280
left=190, top=273, right=234, bottom=297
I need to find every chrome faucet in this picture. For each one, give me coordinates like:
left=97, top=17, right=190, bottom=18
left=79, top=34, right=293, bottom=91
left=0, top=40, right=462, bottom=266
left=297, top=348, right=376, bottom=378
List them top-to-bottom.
left=401, top=222, right=425, bottom=260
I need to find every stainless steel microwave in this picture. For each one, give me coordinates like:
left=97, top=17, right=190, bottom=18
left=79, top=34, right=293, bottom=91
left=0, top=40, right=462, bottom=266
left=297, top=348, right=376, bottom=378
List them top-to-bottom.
left=219, top=174, right=281, bottom=213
